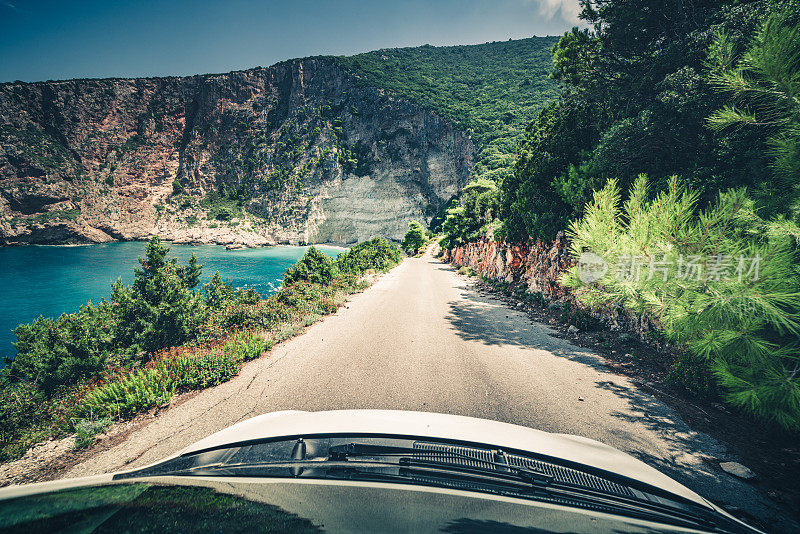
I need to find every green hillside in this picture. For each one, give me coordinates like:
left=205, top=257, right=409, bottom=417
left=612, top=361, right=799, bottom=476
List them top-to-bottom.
left=334, top=37, right=560, bottom=184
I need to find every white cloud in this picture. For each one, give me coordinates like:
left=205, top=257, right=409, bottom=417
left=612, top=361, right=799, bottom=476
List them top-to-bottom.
left=530, top=0, right=582, bottom=24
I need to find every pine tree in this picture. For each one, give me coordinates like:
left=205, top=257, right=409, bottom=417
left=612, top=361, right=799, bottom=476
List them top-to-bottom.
left=707, top=9, right=800, bottom=217
left=564, top=175, right=800, bottom=430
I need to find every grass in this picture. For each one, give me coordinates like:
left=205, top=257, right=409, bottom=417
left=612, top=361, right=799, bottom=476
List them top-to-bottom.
left=73, top=417, right=112, bottom=449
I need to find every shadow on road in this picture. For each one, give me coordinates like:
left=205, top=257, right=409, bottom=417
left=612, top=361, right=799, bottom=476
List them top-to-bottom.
left=444, top=290, right=613, bottom=374
left=593, top=379, right=727, bottom=468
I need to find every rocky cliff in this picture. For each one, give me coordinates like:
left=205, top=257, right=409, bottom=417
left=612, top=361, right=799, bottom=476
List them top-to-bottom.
left=0, top=58, right=474, bottom=246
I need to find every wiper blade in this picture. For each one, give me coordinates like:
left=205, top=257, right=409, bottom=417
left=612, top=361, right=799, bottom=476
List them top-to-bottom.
left=328, top=442, right=553, bottom=486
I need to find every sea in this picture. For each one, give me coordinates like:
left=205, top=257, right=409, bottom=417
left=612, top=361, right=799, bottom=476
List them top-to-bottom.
left=0, top=242, right=345, bottom=364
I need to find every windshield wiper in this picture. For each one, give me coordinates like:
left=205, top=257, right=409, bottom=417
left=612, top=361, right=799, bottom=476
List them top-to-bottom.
left=326, top=442, right=553, bottom=487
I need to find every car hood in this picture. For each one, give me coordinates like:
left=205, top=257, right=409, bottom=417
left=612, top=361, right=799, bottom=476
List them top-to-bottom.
left=164, top=409, right=709, bottom=507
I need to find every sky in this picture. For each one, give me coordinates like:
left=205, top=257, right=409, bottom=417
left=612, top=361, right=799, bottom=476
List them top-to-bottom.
left=0, top=0, right=582, bottom=83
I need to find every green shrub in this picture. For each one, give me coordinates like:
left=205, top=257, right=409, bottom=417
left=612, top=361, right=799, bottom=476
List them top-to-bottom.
left=564, top=175, right=800, bottom=430
left=215, top=207, right=233, bottom=221
left=401, top=220, right=428, bottom=255
left=336, top=237, right=400, bottom=275
left=109, top=238, right=206, bottom=355
left=283, top=247, right=337, bottom=285
left=457, top=266, right=477, bottom=277
left=276, top=281, right=325, bottom=310
left=314, top=297, right=340, bottom=315
left=10, top=304, right=115, bottom=394
left=302, top=313, right=322, bottom=327
left=275, top=324, right=303, bottom=342
left=218, top=331, right=268, bottom=363
left=80, top=332, right=266, bottom=418
left=171, top=352, right=240, bottom=390
left=80, top=368, right=175, bottom=418
left=0, top=381, right=73, bottom=461
left=73, top=417, right=111, bottom=449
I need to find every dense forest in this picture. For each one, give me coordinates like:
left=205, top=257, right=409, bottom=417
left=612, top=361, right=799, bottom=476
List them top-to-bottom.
left=442, top=0, right=800, bottom=432
left=335, top=37, right=560, bottom=187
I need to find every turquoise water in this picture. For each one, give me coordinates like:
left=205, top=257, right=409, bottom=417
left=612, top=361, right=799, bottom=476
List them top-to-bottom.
left=0, top=242, right=344, bottom=364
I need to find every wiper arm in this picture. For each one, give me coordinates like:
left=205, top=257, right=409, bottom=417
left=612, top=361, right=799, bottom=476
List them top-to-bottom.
left=328, top=442, right=553, bottom=487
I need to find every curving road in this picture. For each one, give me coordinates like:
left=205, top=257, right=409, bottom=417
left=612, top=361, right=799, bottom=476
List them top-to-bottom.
left=63, top=253, right=795, bottom=531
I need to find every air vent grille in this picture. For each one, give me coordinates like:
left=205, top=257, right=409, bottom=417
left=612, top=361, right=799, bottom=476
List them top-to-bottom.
left=413, top=442, right=634, bottom=497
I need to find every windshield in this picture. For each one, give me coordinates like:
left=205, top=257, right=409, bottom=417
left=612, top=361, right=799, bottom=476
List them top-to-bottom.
left=110, top=435, right=746, bottom=533
left=0, top=480, right=735, bottom=534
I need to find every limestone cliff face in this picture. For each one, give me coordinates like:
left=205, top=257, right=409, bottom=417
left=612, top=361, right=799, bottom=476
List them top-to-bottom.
left=0, top=59, right=475, bottom=246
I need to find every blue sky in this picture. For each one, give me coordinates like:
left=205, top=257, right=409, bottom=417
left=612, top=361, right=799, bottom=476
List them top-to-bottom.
left=0, top=0, right=582, bottom=82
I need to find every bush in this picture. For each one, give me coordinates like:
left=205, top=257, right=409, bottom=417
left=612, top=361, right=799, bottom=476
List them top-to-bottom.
left=563, top=175, right=800, bottom=430
left=215, top=207, right=233, bottom=221
left=401, top=220, right=428, bottom=255
left=108, top=237, right=206, bottom=356
left=336, top=238, right=400, bottom=275
left=283, top=247, right=337, bottom=286
left=276, top=281, right=325, bottom=310
left=10, top=303, right=116, bottom=393
left=80, top=332, right=267, bottom=418
left=172, top=352, right=240, bottom=391
left=80, top=367, right=174, bottom=418
left=0, top=381, right=73, bottom=461
left=73, top=417, right=111, bottom=448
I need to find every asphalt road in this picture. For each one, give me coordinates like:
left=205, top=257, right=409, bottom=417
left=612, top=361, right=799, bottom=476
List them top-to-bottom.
left=64, top=253, right=795, bottom=531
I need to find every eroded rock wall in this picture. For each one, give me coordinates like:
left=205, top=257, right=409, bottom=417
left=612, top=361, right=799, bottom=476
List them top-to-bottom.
left=0, top=59, right=474, bottom=246
left=444, top=232, right=574, bottom=301
left=443, top=234, right=661, bottom=339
